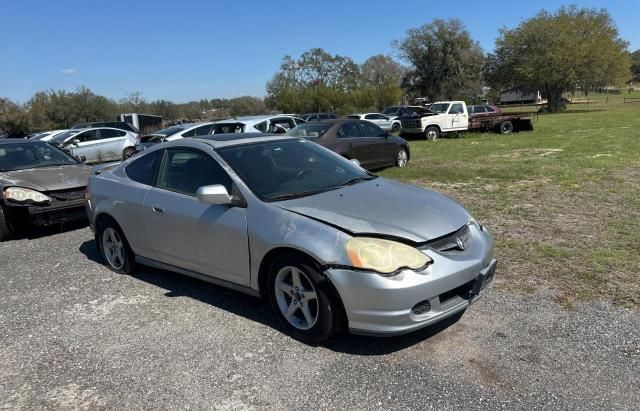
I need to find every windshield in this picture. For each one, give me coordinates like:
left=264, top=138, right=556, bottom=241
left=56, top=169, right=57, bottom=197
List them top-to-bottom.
left=429, top=103, right=450, bottom=114
left=382, top=106, right=399, bottom=115
left=285, top=123, right=331, bottom=138
left=49, top=130, right=81, bottom=143
left=218, top=139, right=374, bottom=202
left=0, top=142, right=79, bottom=171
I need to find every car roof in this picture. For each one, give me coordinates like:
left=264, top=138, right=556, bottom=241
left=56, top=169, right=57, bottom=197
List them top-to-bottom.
left=216, top=115, right=292, bottom=126
left=304, top=119, right=353, bottom=126
left=188, top=133, right=295, bottom=149
left=0, top=138, right=48, bottom=145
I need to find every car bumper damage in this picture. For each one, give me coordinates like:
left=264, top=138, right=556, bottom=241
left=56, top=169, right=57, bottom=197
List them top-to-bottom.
left=5, top=194, right=87, bottom=226
left=326, top=224, right=496, bottom=336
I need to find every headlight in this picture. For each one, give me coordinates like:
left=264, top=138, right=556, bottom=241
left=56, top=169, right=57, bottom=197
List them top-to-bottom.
left=4, top=187, right=51, bottom=204
left=345, top=237, right=432, bottom=275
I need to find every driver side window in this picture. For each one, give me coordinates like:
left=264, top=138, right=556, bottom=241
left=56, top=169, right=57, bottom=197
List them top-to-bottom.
left=449, top=104, right=464, bottom=114
left=337, top=122, right=364, bottom=138
left=73, top=130, right=98, bottom=143
left=157, top=148, right=232, bottom=196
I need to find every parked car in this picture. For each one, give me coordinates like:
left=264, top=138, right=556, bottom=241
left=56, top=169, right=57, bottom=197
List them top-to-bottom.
left=382, top=105, right=430, bottom=118
left=468, top=105, right=502, bottom=117
left=299, top=113, right=337, bottom=121
left=348, top=113, right=401, bottom=133
left=212, top=115, right=305, bottom=135
left=287, top=119, right=410, bottom=169
left=71, top=121, right=139, bottom=134
left=137, top=122, right=217, bottom=149
left=48, top=127, right=139, bottom=163
left=28, top=129, right=69, bottom=141
left=86, top=134, right=496, bottom=342
left=0, top=140, right=92, bottom=240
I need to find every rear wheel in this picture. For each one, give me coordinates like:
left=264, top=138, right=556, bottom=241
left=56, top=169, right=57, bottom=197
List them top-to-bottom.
left=500, top=121, right=513, bottom=134
left=391, top=123, right=401, bottom=133
left=425, top=126, right=440, bottom=141
left=396, top=147, right=409, bottom=167
left=0, top=206, right=14, bottom=241
left=97, top=219, right=136, bottom=274
left=267, top=254, right=343, bottom=343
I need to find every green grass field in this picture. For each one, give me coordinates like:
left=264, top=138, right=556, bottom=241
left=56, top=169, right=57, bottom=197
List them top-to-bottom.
left=380, top=93, right=640, bottom=307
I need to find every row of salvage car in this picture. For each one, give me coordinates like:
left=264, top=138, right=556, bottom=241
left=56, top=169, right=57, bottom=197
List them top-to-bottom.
left=0, top=107, right=498, bottom=343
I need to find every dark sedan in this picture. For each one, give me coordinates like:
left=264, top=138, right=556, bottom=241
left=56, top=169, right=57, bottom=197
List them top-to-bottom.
left=286, top=119, right=409, bottom=169
left=0, top=140, right=92, bottom=240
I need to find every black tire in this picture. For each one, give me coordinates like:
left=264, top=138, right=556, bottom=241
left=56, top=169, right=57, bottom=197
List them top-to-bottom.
left=500, top=121, right=513, bottom=134
left=391, top=123, right=401, bottom=133
left=425, top=126, right=440, bottom=141
left=122, top=147, right=136, bottom=160
left=395, top=147, right=409, bottom=168
left=0, top=206, right=14, bottom=241
left=96, top=218, right=136, bottom=274
left=266, top=254, right=343, bottom=343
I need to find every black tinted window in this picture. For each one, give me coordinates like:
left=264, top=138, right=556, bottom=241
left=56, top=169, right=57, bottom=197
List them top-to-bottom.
left=365, top=114, right=384, bottom=120
left=254, top=121, right=268, bottom=132
left=359, top=121, right=386, bottom=137
left=337, top=122, right=364, bottom=138
left=183, top=124, right=215, bottom=137
left=100, top=129, right=125, bottom=139
left=76, top=130, right=98, bottom=142
left=158, top=149, right=231, bottom=196
left=125, top=150, right=160, bottom=186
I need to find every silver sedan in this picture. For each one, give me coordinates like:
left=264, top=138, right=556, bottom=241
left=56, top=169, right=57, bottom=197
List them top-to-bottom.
left=86, top=133, right=496, bottom=342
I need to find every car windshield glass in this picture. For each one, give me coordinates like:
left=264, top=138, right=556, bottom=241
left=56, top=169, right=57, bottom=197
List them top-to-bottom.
left=429, top=103, right=450, bottom=113
left=382, top=106, right=399, bottom=115
left=285, top=124, right=331, bottom=138
left=154, top=126, right=188, bottom=137
left=49, top=130, right=81, bottom=143
left=218, top=139, right=375, bottom=202
left=0, top=142, right=78, bottom=171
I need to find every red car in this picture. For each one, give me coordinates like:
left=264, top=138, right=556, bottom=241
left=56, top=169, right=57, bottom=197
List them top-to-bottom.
left=468, top=105, right=502, bottom=117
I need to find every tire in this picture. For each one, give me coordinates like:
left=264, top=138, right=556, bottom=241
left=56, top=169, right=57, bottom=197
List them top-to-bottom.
left=499, top=121, right=513, bottom=134
left=391, top=123, right=401, bottom=133
left=425, top=126, right=440, bottom=141
left=122, top=147, right=136, bottom=160
left=395, top=147, right=409, bottom=168
left=0, top=206, right=14, bottom=241
left=97, top=218, right=136, bottom=274
left=267, top=254, right=343, bottom=343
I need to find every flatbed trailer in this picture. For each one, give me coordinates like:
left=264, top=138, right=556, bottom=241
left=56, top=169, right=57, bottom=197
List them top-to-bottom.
left=468, top=113, right=534, bottom=134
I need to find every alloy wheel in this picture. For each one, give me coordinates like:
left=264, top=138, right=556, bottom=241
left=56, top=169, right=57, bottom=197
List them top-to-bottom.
left=397, top=149, right=408, bottom=167
left=102, top=227, right=125, bottom=270
left=274, top=266, right=319, bottom=330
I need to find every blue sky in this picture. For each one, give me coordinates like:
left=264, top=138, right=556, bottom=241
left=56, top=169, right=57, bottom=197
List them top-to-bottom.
left=1, top=0, right=638, bottom=103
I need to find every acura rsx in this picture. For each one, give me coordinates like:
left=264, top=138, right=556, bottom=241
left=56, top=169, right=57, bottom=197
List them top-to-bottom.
left=86, top=133, right=496, bottom=342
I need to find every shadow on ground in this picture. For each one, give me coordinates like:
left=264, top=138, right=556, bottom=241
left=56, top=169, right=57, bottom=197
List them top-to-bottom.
left=9, top=219, right=88, bottom=241
left=79, top=239, right=463, bottom=355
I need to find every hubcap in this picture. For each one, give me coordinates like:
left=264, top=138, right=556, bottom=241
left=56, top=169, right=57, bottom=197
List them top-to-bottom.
left=427, top=130, right=437, bottom=140
left=397, top=149, right=408, bottom=167
left=102, top=227, right=125, bottom=270
left=274, top=266, right=319, bottom=330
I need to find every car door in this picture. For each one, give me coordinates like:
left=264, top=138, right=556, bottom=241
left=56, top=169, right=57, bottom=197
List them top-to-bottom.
left=448, top=103, right=467, bottom=130
left=336, top=121, right=375, bottom=167
left=359, top=121, right=397, bottom=167
left=98, top=128, right=128, bottom=161
left=67, top=129, right=100, bottom=163
left=142, top=147, right=250, bottom=286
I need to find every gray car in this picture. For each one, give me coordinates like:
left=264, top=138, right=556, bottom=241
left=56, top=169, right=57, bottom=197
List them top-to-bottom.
left=49, top=127, right=139, bottom=163
left=86, top=133, right=496, bottom=342
left=0, top=140, right=92, bottom=240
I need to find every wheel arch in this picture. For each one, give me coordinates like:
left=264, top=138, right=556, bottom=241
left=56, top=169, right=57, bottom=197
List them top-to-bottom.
left=424, top=124, right=442, bottom=133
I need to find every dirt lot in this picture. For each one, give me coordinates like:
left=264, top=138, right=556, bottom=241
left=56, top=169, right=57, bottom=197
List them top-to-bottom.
left=1, top=227, right=639, bottom=409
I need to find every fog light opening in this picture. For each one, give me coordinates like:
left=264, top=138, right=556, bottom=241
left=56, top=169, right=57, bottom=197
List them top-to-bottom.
left=411, top=300, right=432, bottom=315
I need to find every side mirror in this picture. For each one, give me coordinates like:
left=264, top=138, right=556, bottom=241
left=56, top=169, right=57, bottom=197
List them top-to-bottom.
left=69, top=138, right=80, bottom=146
left=76, top=155, right=87, bottom=163
left=350, top=159, right=361, bottom=167
left=196, top=184, right=233, bottom=206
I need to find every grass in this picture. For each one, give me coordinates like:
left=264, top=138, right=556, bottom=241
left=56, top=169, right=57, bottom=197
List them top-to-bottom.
left=379, top=92, right=640, bottom=307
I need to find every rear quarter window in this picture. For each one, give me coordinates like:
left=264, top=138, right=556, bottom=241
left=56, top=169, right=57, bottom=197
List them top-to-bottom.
left=125, top=150, right=160, bottom=185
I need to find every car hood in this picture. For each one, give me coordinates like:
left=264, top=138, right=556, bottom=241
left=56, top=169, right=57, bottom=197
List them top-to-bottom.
left=0, top=165, right=92, bottom=191
left=273, top=178, right=470, bottom=243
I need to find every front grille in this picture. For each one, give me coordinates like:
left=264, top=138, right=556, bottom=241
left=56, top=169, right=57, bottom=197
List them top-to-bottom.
left=401, top=119, right=421, bottom=129
left=47, top=187, right=86, bottom=202
left=425, top=225, right=471, bottom=252
left=439, top=280, right=474, bottom=303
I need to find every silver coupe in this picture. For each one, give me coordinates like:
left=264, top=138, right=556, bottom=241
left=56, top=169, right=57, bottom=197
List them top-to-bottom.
left=86, top=133, right=496, bottom=342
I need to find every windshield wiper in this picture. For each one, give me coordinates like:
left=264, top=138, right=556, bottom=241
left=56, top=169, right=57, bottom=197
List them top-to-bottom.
left=338, top=175, right=377, bottom=187
left=268, top=187, right=338, bottom=202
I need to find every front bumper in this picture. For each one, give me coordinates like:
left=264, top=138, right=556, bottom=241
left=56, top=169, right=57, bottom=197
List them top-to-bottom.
left=6, top=198, right=87, bottom=226
left=325, top=224, right=495, bottom=336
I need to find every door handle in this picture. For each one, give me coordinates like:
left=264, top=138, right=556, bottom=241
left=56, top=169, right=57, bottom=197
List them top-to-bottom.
left=152, top=205, right=164, bottom=214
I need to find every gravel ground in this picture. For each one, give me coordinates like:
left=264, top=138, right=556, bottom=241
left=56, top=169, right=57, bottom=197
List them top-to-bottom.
left=1, top=226, right=639, bottom=410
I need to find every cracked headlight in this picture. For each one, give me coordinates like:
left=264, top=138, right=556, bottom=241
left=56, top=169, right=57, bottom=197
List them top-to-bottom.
left=4, top=187, right=51, bottom=204
left=345, top=237, right=432, bottom=275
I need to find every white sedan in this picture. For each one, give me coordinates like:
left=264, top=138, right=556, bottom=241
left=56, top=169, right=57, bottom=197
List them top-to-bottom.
left=348, top=113, right=401, bottom=133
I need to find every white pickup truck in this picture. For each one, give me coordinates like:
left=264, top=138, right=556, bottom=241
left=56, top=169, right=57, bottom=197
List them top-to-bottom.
left=399, top=101, right=469, bottom=140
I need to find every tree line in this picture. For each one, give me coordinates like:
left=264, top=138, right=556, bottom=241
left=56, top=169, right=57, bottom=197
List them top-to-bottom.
left=1, top=6, right=637, bottom=134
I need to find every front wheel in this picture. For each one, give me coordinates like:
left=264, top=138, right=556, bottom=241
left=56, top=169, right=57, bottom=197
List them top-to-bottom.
left=391, top=123, right=401, bottom=133
left=425, top=126, right=440, bottom=141
left=122, top=147, right=136, bottom=160
left=396, top=147, right=409, bottom=167
left=0, top=206, right=14, bottom=241
left=97, top=219, right=136, bottom=274
left=267, top=254, right=343, bottom=343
